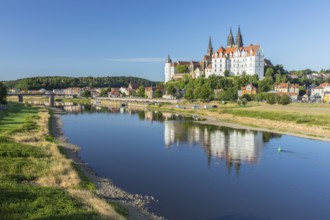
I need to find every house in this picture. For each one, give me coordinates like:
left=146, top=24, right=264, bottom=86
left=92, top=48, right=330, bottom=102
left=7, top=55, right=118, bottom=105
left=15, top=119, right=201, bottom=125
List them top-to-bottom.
left=127, top=82, right=139, bottom=96
left=240, top=83, right=257, bottom=96
left=274, top=83, right=299, bottom=101
left=145, top=86, right=164, bottom=98
left=64, top=87, right=81, bottom=96
left=119, top=87, right=130, bottom=96
left=108, top=88, right=120, bottom=97
left=53, top=89, right=65, bottom=95
left=324, top=92, right=330, bottom=103
left=302, top=94, right=309, bottom=102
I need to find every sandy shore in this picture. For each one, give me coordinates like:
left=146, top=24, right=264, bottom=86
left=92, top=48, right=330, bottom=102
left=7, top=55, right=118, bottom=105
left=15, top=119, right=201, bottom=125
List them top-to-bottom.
left=50, top=107, right=164, bottom=220
left=196, top=115, right=330, bottom=142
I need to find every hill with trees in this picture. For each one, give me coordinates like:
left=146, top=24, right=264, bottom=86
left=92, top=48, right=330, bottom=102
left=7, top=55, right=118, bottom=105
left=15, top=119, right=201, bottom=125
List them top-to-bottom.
left=5, top=76, right=160, bottom=90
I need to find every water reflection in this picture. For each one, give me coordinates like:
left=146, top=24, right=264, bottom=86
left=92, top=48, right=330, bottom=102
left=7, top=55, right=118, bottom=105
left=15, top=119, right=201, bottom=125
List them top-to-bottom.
left=61, top=104, right=281, bottom=175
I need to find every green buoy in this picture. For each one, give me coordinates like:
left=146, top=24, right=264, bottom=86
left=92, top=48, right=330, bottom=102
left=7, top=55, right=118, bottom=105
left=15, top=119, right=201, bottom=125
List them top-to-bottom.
left=278, top=147, right=282, bottom=153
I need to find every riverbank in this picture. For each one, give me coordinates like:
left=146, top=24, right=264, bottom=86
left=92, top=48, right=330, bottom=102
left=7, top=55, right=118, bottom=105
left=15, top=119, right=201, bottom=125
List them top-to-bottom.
left=0, top=102, right=124, bottom=219
left=146, top=102, right=330, bottom=142
left=51, top=107, right=164, bottom=220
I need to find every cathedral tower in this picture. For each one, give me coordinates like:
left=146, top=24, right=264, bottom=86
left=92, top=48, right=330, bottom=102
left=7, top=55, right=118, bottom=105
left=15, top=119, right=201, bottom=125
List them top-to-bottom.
left=235, top=26, right=243, bottom=48
left=226, top=27, right=235, bottom=48
left=207, top=36, right=213, bottom=56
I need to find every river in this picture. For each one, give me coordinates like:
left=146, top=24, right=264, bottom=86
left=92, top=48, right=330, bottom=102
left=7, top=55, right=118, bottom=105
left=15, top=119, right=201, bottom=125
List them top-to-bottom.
left=61, top=105, right=330, bottom=220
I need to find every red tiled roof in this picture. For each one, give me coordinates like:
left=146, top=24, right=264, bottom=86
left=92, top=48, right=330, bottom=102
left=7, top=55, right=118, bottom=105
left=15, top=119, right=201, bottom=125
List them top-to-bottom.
left=213, top=44, right=260, bottom=58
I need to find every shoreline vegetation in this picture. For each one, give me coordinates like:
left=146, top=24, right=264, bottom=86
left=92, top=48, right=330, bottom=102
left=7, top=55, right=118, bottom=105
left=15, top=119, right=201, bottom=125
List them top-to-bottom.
left=2, top=98, right=329, bottom=219
left=98, top=99, right=330, bottom=142
left=0, top=102, right=162, bottom=220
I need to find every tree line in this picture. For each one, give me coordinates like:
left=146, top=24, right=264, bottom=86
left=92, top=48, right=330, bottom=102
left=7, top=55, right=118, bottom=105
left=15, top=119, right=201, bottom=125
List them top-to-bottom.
left=165, top=65, right=330, bottom=103
left=5, top=76, right=159, bottom=90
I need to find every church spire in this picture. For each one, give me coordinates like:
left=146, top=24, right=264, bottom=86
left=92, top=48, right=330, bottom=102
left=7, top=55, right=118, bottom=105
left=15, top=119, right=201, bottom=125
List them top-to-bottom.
left=235, top=25, right=243, bottom=48
left=226, top=27, right=235, bottom=48
left=207, top=36, right=213, bottom=56
left=165, top=54, right=172, bottom=63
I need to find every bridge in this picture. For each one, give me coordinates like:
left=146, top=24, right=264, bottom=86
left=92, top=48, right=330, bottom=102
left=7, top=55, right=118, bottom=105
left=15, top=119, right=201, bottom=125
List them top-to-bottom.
left=8, top=93, right=68, bottom=107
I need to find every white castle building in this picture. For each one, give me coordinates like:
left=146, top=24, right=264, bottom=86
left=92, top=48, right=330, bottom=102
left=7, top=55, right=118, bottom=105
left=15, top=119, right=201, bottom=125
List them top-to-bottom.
left=165, top=27, right=265, bottom=82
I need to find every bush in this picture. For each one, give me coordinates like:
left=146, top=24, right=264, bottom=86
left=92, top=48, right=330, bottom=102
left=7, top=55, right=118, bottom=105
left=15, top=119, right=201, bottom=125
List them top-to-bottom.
left=266, top=93, right=277, bottom=105
left=242, top=94, right=252, bottom=101
left=279, top=94, right=291, bottom=105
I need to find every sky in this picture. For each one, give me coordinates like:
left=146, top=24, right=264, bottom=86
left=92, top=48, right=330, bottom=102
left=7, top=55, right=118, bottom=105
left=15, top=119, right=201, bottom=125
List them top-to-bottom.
left=0, top=0, right=330, bottom=81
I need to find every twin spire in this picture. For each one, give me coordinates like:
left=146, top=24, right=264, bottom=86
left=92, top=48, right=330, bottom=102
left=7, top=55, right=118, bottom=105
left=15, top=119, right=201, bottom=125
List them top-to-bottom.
left=227, top=26, right=243, bottom=48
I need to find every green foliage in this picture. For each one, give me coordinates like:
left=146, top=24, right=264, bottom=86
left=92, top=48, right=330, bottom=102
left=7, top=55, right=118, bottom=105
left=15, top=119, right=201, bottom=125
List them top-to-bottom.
left=176, top=64, right=189, bottom=73
left=224, top=70, right=230, bottom=77
left=5, top=76, right=157, bottom=90
left=0, top=82, right=7, bottom=105
left=166, top=84, right=177, bottom=95
left=137, top=85, right=145, bottom=97
left=100, top=88, right=110, bottom=97
left=184, top=88, right=194, bottom=100
left=155, top=89, right=163, bottom=98
left=81, top=91, right=92, bottom=98
left=266, top=93, right=277, bottom=105
left=242, top=94, right=252, bottom=101
left=279, top=94, right=291, bottom=105
left=0, top=103, right=100, bottom=219
left=0, top=103, right=39, bottom=135
left=0, top=180, right=98, bottom=220
left=108, top=201, right=129, bottom=218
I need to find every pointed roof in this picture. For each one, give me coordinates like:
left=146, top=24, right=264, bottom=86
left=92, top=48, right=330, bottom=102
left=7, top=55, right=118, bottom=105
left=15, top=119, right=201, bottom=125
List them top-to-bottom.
left=236, top=26, right=243, bottom=48
left=226, top=27, right=235, bottom=48
left=208, top=36, right=212, bottom=49
left=165, top=54, right=172, bottom=63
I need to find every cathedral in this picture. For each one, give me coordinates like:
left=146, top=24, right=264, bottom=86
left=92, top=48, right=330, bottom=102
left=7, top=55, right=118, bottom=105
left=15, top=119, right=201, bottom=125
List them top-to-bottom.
left=164, top=27, right=265, bottom=82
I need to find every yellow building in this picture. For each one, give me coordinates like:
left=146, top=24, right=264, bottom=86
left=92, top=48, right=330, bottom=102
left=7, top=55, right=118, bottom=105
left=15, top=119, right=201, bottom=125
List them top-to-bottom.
left=241, top=83, right=257, bottom=96
left=324, top=92, right=330, bottom=103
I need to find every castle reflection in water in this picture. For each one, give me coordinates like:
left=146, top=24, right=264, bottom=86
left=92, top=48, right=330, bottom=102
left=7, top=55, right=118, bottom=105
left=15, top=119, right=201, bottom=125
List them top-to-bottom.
left=60, top=105, right=279, bottom=175
left=164, top=120, right=263, bottom=165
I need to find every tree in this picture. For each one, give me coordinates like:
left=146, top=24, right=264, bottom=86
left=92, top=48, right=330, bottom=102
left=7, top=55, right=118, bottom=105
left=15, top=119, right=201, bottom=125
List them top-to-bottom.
left=176, top=64, right=189, bottom=73
left=224, top=70, right=230, bottom=77
left=0, top=82, right=7, bottom=105
left=166, top=84, right=177, bottom=95
left=199, top=84, right=213, bottom=101
left=137, top=85, right=145, bottom=97
left=100, top=88, right=110, bottom=97
left=184, top=88, right=194, bottom=100
left=155, top=89, right=163, bottom=98
left=81, top=90, right=91, bottom=98
left=266, top=93, right=277, bottom=105
left=242, top=94, right=252, bottom=101
left=279, top=94, right=290, bottom=105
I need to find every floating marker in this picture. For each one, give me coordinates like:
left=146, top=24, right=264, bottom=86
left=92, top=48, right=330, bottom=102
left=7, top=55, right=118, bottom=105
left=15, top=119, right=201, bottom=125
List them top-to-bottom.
left=278, top=147, right=282, bottom=153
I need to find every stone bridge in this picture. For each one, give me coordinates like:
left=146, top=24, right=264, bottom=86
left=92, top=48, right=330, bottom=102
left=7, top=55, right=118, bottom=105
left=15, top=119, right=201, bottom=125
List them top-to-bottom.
left=8, top=93, right=68, bottom=107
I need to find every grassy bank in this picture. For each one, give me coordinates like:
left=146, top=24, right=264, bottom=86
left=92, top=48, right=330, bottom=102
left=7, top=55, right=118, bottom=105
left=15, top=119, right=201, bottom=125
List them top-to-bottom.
left=148, top=101, right=330, bottom=140
left=0, top=102, right=124, bottom=219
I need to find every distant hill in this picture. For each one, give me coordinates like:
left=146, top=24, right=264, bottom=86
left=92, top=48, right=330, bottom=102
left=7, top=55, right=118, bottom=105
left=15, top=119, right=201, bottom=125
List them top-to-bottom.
left=5, top=76, right=161, bottom=90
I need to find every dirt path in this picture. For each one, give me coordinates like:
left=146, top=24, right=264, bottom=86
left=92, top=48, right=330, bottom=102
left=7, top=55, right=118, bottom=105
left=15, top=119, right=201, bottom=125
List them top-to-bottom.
left=50, top=108, right=164, bottom=220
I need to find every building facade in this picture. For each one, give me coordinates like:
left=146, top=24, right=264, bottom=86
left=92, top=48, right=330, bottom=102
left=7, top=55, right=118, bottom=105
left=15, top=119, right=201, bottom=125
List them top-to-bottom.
left=165, top=27, right=265, bottom=82
left=209, top=27, right=264, bottom=79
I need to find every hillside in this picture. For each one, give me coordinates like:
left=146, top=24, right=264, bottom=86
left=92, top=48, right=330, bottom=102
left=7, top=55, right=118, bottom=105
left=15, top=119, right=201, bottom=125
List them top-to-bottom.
left=5, top=76, right=160, bottom=90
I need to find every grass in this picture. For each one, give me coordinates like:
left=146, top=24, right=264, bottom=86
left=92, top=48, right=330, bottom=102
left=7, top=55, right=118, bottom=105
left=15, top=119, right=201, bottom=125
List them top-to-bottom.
left=0, top=102, right=123, bottom=219
left=0, top=102, right=39, bottom=135
left=222, top=108, right=330, bottom=127
left=0, top=179, right=98, bottom=220
left=108, top=201, right=129, bottom=218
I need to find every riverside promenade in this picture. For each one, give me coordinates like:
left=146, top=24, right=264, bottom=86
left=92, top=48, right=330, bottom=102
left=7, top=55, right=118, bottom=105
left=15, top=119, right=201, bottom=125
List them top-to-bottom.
left=94, top=97, right=181, bottom=104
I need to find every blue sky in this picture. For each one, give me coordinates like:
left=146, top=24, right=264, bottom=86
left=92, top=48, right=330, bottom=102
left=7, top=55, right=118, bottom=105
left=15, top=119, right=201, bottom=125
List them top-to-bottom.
left=0, top=0, right=330, bottom=81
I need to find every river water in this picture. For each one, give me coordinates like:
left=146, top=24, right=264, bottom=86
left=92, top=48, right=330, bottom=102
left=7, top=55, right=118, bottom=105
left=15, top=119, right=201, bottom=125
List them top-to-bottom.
left=61, top=106, right=330, bottom=220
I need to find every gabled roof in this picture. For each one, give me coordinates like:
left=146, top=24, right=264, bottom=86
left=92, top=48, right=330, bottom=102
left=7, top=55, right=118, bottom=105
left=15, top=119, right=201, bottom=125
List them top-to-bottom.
left=213, top=44, right=260, bottom=58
